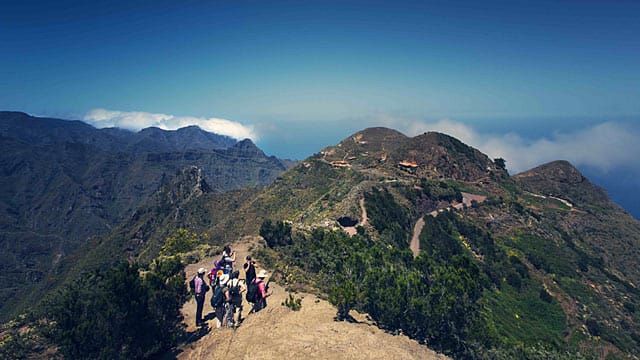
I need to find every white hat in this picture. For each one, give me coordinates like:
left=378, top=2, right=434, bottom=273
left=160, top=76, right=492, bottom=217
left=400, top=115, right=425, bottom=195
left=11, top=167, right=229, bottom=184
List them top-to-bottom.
left=197, top=267, right=206, bottom=274
left=257, top=269, right=268, bottom=278
left=218, top=273, right=230, bottom=286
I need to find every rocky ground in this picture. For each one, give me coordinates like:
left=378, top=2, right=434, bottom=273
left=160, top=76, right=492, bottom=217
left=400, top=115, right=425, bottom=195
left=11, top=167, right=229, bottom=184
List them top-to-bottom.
left=173, top=237, right=449, bottom=360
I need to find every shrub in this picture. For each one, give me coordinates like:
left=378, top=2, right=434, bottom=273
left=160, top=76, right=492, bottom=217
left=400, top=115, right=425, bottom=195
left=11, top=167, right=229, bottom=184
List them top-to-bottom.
left=260, top=219, right=292, bottom=248
left=160, top=228, right=203, bottom=256
left=40, top=260, right=186, bottom=359
left=282, top=293, right=302, bottom=311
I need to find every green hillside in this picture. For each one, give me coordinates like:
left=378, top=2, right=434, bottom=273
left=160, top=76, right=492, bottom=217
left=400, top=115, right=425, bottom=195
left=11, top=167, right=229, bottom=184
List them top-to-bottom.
left=0, top=112, right=291, bottom=320
left=3, top=126, right=639, bottom=359
left=193, top=128, right=640, bottom=359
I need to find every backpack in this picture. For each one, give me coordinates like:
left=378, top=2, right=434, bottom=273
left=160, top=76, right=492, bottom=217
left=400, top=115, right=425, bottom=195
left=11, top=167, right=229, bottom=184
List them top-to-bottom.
left=218, top=256, right=227, bottom=269
left=210, top=266, right=226, bottom=285
left=190, top=276, right=209, bottom=294
left=229, top=279, right=242, bottom=306
left=246, top=280, right=259, bottom=303
left=211, top=285, right=225, bottom=307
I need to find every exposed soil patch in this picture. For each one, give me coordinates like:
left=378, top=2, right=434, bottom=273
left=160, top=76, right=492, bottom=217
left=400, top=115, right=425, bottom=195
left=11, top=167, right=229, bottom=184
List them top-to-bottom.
left=176, top=237, right=449, bottom=360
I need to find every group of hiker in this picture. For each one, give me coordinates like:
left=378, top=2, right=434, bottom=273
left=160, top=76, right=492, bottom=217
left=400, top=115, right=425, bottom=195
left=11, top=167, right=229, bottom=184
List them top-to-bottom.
left=191, top=245, right=273, bottom=328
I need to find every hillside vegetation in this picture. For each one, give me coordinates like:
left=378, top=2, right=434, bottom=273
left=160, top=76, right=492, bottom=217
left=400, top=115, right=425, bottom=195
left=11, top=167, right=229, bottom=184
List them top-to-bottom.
left=0, top=112, right=290, bottom=320
left=2, top=125, right=639, bottom=359
left=195, top=128, right=640, bottom=359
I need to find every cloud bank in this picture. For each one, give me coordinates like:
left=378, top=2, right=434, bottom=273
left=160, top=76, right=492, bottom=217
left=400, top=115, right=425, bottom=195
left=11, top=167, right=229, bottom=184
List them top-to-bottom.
left=84, top=109, right=257, bottom=141
left=379, top=117, right=640, bottom=174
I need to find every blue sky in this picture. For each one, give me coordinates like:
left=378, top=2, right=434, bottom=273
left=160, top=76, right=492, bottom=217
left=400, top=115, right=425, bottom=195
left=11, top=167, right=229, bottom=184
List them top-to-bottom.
left=2, top=0, right=640, bottom=215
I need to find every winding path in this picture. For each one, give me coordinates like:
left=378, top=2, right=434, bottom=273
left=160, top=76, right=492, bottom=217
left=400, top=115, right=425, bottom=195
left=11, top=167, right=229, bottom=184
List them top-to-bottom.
left=409, top=193, right=487, bottom=257
left=359, top=197, right=368, bottom=226
left=410, top=217, right=424, bottom=257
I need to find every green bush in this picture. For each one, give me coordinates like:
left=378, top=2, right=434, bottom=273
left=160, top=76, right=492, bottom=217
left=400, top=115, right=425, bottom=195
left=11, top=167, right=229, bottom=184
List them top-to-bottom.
left=364, top=187, right=411, bottom=248
left=266, top=208, right=586, bottom=359
left=260, top=219, right=292, bottom=248
left=160, top=228, right=203, bottom=256
left=40, top=260, right=187, bottom=359
left=282, top=293, right=303, bottom=311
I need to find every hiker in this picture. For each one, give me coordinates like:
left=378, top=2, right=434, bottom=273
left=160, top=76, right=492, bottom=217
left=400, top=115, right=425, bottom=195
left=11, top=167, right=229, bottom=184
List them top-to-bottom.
left=220, top=245, right=236, bottom=274
left=244, top=255, right=256, bottom=286
left=208, top=259, right=223, bottom=286
left=193, top=267, right=209, bottom=327
left=228, top=269, right=246, bottom=325
left=251, top=269, right=272, bottom=313
left=213, top=273, right=230, bottom=328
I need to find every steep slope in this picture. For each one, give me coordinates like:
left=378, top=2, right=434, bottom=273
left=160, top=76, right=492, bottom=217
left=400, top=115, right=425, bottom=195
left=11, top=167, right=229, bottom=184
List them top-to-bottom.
left=0, top=112, right=290, bottom=320
left=6, top=124, right=639, bottom=359
left=202, top=127, right=507, bottom=243
left=175, top=128, right=640, bottom=359
left=514, top=160, right=640, bottom=285
left=514, top=160, right=612, bottom=209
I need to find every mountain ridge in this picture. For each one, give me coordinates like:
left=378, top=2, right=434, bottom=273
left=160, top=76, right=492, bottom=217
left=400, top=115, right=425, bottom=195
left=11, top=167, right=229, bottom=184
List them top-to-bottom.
left=0, top=111, right=291, bottom=320
left=0, top=111, right=239, bottom=152
left=2, top=122, right=639, bottom=359
left=172, top=127, right=639, bottom=359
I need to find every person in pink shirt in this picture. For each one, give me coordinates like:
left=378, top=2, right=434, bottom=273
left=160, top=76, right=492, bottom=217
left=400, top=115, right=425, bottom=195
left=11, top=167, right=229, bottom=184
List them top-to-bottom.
left=194, top=267, right=209, bottom=326
left=252, top=269, right=272, bottom=313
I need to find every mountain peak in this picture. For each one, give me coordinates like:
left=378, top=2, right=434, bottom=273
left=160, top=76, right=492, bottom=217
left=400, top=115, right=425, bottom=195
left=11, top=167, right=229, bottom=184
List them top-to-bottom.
left=130, top=125, right=237, bottom=152
left=355, top=126, right=408, bottom=139
left=316, top=127, right=497, bottom=182
left=342, top=127, right=408, bottom=150
left=230, top=138, right=264, bottom=155
left=514, top=160, right=611, bottom=207
left=516, top=160, right=590, bottom=189
left=518, top=160, right=581, bottom=179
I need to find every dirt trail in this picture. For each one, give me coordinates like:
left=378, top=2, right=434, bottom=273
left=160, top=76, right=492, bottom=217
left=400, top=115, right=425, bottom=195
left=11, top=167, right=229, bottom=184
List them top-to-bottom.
left=410, top=193, right=487, bottom=257
left=359, top=197, right=368, bottom=226
left=410, top=217, right=424, bottom=257
left=177, top=237, right=449, bottom=360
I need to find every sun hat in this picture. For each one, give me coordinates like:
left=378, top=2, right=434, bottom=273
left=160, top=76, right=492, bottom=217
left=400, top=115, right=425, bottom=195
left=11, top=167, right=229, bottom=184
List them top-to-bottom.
left=197, top=267, right=206, bottom=274
left=257, top=269, right=268, bottom=278
left=218, top=273, right=230, bottom=286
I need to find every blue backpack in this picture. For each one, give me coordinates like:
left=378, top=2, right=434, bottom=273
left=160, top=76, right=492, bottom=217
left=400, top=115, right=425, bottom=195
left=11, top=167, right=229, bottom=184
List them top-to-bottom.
left=211, top=286, right=225, bottom=307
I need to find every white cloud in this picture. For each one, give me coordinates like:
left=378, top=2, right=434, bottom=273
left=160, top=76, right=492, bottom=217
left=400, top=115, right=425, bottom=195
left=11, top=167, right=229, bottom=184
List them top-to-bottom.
left=83, top=108, right=257, bottom=141
left=386, top=118, right=640, bottom=174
